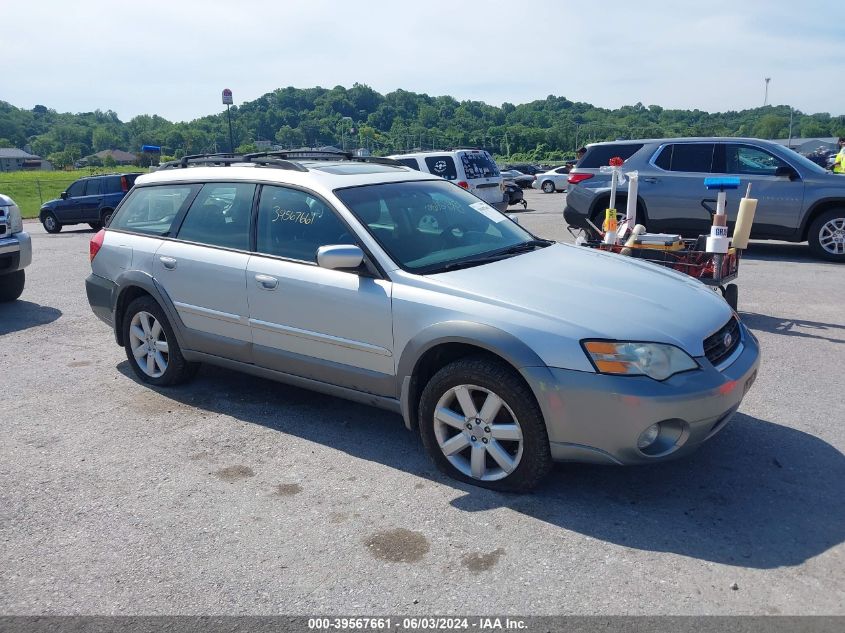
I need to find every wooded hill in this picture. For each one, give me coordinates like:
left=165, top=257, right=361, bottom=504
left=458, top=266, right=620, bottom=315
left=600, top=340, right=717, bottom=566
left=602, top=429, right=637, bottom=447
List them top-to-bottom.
left=2, top=83, right=843, bottom=165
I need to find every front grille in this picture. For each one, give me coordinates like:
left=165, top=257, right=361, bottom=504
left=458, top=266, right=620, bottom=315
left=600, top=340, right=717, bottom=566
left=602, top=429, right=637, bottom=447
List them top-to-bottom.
left=703, top=316, right=741, bottom=367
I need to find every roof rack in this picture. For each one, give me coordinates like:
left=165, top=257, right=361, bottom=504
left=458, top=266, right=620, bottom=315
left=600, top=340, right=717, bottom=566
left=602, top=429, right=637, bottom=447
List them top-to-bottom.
left=244, top=150, right=402, bottom=167
left=158, top=153, right=307, bottom=172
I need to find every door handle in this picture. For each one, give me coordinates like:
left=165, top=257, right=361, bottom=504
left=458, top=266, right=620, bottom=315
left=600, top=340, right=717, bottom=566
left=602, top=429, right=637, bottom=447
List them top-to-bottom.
left=641, top=177, right=659, bottom=184
left=159, top=256, right=177, bottom=270
left=254, top=274, right=278, bottom=290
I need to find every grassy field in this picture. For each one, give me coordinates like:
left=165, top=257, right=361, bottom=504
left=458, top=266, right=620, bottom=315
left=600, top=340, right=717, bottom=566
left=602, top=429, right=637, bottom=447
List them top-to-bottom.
left=0, top=167, right=149, bottom=219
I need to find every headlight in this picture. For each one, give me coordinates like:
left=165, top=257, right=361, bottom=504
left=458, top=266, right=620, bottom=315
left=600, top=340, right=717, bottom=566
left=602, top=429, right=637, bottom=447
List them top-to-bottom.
left=6, top=201, right=23, bottom=234
left=582, top=340, right=698, bottom=381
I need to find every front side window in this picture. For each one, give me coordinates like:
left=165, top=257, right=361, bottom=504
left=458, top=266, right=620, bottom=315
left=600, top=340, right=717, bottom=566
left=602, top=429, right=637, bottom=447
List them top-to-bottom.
left=654, top=143, right=716, bottom=172
left=725, top=144, right=787, bottom=176
left=424, top=156, right=458, bottom=181
left=336, top=179, right=536, bottom=274
left=65, top=180, right=85, bottom=198
left=176, top=183, right=255, bottom=250
left=110, top=185, right=197, bottom=236
left=256, top=186, right=351, bottom=262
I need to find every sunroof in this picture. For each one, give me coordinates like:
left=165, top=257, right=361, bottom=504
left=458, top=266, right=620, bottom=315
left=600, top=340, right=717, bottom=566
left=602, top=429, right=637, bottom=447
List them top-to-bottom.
left=310, top=163, right=406, bottom=175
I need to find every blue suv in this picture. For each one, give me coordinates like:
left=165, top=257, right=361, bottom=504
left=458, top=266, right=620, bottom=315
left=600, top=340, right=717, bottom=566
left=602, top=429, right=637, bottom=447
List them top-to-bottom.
left=39, top=173, right=141, bottom=233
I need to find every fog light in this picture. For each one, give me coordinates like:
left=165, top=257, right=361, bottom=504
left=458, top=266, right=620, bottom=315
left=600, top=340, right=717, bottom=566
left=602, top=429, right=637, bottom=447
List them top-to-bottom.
left=637, top=423, right=660, bottom=450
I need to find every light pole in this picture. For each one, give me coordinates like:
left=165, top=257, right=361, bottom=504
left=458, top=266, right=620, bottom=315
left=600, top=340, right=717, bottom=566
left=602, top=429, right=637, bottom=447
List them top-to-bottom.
left=763, top=77, right=771, bottom=107
left=222, top=88, right=234, bottom=153
left=339, top=117, right=353, bottom=151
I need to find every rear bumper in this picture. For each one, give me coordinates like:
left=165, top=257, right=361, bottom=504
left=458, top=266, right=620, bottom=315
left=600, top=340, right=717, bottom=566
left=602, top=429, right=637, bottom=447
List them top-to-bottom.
left=0, top=232, right=31, bottom=273
left=86, top=273, right=117, bottom=326
left=522, top=324, right=761, bottom=465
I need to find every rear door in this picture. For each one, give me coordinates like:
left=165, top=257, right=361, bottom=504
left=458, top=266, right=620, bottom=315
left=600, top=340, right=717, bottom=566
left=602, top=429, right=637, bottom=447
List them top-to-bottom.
left=645, top=142, right=718, bottom=235
left=457, top=150, right=503, bottom=206
left=80, top=178, right=104, bottom=221
left=153, top=182, right=256, bottom=363
left=246, top=184, right=394, bottom=395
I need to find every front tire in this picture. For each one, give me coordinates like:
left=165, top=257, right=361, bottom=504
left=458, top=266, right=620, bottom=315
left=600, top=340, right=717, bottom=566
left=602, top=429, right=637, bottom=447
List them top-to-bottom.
left=541, top=180, right=556, bottom=194
left=808, top=209, right=845, bottom=262
left=42, top=212, right=62, bottom=234
left=0, top=270, right=25, bottom=302
left=122, top=296, right=198, bottom=386
left=418, top=356, right=552, bottom=492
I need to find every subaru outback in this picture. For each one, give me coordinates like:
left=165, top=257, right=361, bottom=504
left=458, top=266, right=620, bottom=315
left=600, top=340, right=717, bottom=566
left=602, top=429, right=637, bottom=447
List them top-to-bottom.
left=564, top=137, right=845, bottom=261
left=86, top=151, right=760, bottom=491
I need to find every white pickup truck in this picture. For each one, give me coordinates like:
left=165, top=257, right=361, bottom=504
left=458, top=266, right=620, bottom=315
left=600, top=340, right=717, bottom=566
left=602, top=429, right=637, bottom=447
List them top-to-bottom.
left=0, top=194, right=32, bottom=302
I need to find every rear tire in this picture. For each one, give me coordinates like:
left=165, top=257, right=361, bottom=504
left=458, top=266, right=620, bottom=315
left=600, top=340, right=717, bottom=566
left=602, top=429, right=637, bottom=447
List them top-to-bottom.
left=541, top=180, right=556, bottom=194
left=100, top=208, right=114, bottom=227
left=808, top=209, right=845, bottom=262
left=42, top=212, right=62, bottom=234
left=88, top=222, right=102, bottom=231
left=0, top=270, right=25, bottom=302
left=122, top=296, right=198, bottom=386
left=418, top=355, right=552, bottom=492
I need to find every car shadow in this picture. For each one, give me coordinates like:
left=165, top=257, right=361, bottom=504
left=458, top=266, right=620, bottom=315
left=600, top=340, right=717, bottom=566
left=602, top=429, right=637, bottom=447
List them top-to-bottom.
left=741, top=242, right=818, bottom=263
left=0, top=300, right=62, bottom=335
left=741, top=312, right=845, bottom=344
left=117, top=361, right=845, bottom=570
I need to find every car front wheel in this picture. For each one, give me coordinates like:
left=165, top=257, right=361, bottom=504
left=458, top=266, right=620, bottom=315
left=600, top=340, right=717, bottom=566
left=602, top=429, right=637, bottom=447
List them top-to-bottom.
left=541, top=180, right=556, bottom=193
left=808, top=209, right=845, bottom=262
left=42, top=212, right=62, bottom=234
left=0, top=270, right=25, bottom=302
left=123, top=296, right=198, bottom=386
left=418, top=356, right=552, bottom=492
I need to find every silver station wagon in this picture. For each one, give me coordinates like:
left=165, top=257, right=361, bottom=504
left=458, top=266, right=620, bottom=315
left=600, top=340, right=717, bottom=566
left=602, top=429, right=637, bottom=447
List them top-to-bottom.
left=86, top=151, right=760, bottom=491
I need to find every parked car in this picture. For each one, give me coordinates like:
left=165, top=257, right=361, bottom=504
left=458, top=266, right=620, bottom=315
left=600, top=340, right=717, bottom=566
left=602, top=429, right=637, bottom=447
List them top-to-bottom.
left=564, top=137, right=845, bottom=261
left=387, top=149, right=506, bottom=211
left=86, top=152, right=759, bottom=491
left=504, top=163, right=544, bottom=176
left=533, top=166, right=570, bottom=193
left=499, top=169, right=535, bottom=189
left=39, top=172, right=142, bottom=233
left=0, top=194, right=32, bottom=302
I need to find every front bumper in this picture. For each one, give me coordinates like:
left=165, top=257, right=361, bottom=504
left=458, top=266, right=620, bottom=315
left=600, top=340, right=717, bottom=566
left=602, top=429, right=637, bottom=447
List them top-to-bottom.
left=0, top=232, right=31, bottom=273
left=522, top=324, right=761, bottom=465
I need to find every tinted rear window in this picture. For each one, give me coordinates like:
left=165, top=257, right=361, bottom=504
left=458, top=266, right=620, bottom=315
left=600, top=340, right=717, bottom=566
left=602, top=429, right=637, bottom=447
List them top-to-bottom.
left=654, top=143, right=716, bottom=172
left=579, top=144, right=644, bottom=168
left=460, top=151, right=500, bottom=179
left=424, top=156, right=458, bottom=181
left=394, top=158, right=421, bottom=170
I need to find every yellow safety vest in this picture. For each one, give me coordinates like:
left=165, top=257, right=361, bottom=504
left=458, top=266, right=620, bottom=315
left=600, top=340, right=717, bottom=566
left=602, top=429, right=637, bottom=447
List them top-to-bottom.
left=834, top=148, right=845, bottom=174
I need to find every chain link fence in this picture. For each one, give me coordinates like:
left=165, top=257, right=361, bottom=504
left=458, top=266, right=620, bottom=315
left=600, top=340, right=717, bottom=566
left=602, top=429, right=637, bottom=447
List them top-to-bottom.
left=0, top=178, right=77, bottom=219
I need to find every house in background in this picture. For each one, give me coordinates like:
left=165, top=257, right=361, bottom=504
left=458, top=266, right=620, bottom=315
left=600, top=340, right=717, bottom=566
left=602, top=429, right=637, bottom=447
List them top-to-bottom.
left=0, top=148, right=53, bottom=172
left=78, top=149, right=138, bottom=167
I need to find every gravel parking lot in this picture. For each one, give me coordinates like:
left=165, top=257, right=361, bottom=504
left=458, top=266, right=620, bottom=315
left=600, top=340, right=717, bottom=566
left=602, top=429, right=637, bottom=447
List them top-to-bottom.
left=2, top=189, right=843, bottom=615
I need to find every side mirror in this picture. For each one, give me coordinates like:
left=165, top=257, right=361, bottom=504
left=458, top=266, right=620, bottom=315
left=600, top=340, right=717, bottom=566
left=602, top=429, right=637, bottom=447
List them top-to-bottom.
left=775, top=165, right=798, bottom=180
left=60, top=192, right=68, bottom=200
left=317, top=244, right=364, bottom=271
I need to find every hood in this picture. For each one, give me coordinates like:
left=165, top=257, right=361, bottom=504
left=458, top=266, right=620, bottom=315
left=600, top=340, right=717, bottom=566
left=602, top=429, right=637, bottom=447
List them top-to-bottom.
left=427, top=243, right=733, bottom=356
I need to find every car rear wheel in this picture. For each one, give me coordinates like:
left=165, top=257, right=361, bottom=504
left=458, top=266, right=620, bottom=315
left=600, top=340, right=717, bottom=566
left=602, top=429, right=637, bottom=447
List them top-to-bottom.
left=541, top=180, right=556, bottom=194
left=101, top=209, right=114, bottom=227
left=808, top=210, right=845, bottom=262
left=42, top=212, right=62, bottom=234
left=0, top=270, right=25, bottom=302
left=123, top=296, right=198, bottom=386
left=418, top=356, right=552, bottom=492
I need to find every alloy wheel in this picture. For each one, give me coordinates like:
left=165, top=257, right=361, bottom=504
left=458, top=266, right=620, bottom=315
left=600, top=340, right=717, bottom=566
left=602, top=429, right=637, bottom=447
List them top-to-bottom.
left=819, top=217, right=845, bottom=255
left=129, top=311, right=169, bottom=378
left=433, top=384, right=524, bottom=482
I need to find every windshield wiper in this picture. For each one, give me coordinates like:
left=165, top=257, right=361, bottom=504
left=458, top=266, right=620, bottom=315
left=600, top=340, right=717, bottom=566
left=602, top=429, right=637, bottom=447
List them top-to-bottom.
left=430, top=239, right=553, bottom=273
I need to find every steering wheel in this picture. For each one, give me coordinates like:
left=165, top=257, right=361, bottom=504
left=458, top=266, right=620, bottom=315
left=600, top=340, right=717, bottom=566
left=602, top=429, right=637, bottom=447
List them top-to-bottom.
left=442, top=224, right=468, bottom=243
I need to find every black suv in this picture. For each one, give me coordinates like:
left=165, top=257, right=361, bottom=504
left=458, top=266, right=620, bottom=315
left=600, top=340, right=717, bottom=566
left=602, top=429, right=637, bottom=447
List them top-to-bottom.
left=39, top=173, right=142, bottom=233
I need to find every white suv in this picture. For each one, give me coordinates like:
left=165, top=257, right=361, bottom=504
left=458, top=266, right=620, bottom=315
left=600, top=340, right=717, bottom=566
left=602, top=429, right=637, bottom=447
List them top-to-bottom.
left=388, top=149, right=506, bottom=211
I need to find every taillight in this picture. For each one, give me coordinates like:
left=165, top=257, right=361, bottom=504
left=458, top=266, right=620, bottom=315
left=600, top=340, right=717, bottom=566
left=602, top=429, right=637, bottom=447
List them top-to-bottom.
left=568, top=173, right=594, bottom=184
left=120, top=176, right=129, bottom=191
left=457, top=181, right=469, bottom=189
left=90, top=229, right=105, bottom=262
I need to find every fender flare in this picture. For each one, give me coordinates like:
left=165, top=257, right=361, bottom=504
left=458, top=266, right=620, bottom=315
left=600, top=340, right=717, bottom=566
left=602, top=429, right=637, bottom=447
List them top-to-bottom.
left=111, top=270, right=187, bottom=349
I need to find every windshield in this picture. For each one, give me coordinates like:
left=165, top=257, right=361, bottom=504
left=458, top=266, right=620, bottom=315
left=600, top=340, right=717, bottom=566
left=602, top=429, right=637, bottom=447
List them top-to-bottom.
left=335, top=180, right=537, bottom=274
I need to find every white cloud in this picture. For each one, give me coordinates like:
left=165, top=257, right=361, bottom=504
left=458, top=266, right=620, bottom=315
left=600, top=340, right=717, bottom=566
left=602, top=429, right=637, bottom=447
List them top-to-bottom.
left=4, top=0, right=844, bottom=121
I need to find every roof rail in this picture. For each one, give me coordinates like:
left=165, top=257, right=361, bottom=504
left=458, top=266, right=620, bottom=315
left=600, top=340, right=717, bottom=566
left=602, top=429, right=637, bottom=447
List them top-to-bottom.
left=244, top=149, right=351, bottom=161
left=158, top=153, right=307, bottom=172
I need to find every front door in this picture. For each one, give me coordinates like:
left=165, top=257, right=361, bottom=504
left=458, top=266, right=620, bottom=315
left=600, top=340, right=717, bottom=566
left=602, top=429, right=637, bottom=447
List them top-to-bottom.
left=56, top=179, right=86, bottom=223
left=153, top=182, right=256, bottom=363
left=246, top=185, right=394, bottom=396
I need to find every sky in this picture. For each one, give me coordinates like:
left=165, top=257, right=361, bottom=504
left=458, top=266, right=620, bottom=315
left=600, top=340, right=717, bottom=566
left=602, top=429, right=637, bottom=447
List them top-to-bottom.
left=3, top=0, right=844, bottom=123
